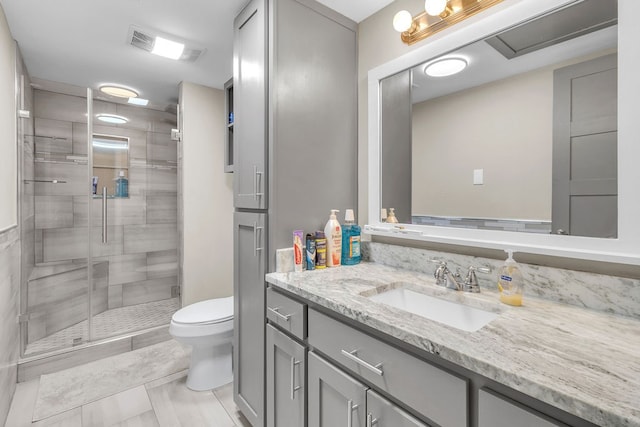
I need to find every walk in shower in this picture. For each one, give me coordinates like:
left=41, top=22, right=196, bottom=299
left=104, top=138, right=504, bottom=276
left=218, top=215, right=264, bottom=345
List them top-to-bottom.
left=19, top=79, right=180, bottom=358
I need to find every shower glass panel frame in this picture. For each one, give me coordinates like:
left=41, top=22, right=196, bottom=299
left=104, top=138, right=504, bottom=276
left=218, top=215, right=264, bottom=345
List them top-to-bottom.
left=20, top=84, right=180, bottom=358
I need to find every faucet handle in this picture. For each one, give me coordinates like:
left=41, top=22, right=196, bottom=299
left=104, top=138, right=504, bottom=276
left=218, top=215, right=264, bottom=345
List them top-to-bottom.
left=429, top=259, right=448, bottom=286
left=463, top=266, right=490, bottom=293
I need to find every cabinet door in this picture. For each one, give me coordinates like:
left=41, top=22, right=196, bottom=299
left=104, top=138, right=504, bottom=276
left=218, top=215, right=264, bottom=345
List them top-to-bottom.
left=233, top=0, right=267, bottom=210
left=233, top=211, right=266, bottom=426
left=266, top=324, right=306, bottom=427
left=308, top=351, right=367, bottom=427
left=478, top=389, right=568, bottom=427
left=366, top=390, right=430, bottom=427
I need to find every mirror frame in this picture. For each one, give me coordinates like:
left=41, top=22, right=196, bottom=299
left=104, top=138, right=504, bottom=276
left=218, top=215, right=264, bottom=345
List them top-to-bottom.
left=367, top=0, right=640, bottom=265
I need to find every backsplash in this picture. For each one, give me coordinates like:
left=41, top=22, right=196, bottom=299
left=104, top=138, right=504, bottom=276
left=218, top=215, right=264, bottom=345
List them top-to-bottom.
left=363, top=242, right=640, bottom=319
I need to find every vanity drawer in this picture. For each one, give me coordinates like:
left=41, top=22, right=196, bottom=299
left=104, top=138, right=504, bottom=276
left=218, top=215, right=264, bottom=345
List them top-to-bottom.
left=266, top=287, right=306, bottom=339
left=308, top=309, right=468, bottom=427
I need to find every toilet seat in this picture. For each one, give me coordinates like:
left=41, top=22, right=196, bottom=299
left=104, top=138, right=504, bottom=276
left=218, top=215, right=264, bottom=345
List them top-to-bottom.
left=170, top=296, right=234, bottom=339
left=171, top=296, right=233, bottom=325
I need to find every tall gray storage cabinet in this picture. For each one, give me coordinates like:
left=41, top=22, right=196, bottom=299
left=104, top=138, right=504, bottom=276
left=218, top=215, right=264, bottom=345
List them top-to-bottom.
left=232, top=0, right=357, bottom=425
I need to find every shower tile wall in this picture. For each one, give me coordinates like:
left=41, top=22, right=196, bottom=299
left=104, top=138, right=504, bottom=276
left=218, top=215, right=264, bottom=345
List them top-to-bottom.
left=30, top=90, right=178, bottom=345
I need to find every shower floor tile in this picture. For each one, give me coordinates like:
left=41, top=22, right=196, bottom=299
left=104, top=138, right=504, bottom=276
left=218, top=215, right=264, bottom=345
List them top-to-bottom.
left=25, top=298, right=180, bottom=356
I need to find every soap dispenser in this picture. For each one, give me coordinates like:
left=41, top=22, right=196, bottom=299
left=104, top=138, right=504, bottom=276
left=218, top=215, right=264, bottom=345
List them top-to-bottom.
left=386, top=208, right=399, bottom=223
left=324, top=209, right=342, bottom=267
left=497, top=250, right=524, bottom=306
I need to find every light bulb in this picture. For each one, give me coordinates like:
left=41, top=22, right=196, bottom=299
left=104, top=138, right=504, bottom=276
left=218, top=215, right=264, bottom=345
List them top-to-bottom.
left=425, top=0, right=447, bottom=16
left=393, top=10, right=413, bottom=33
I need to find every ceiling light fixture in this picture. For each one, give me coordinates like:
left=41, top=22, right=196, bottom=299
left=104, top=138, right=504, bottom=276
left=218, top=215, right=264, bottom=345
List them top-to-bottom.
left=393, top=0, right=504, bottom=45
left=151, top=36, right=185, bottom=60
left=425, top=57, right=468, bottom=77
left=99, top=85, right=138, bottom=98
left=128, top=97, right=149, bottom=106
left=96, top=114, right=129, bottom=124
left=92, top=140, right=129, bottom=150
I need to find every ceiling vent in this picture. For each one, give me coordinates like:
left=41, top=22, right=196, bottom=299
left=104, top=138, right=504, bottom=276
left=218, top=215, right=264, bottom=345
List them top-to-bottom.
left=485, top=0, right=617, bottom=59
left=127, top=26, right=205, bottom=62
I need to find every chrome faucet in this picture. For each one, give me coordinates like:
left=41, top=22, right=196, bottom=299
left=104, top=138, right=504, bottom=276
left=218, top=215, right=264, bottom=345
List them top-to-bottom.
left=430, top=260, right=490, bottom=293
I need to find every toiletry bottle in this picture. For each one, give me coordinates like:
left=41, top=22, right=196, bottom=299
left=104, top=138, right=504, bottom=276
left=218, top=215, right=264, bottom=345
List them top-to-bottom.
left=115, top=170, right=128, bottom=198
left=386, top=208, right=399, bottom=223
left=341, top=209, right=361, bottom=265
left=324, top=210, right=342, bottom=267
left=293, top=230, right=304, bottom=272
left=315, top=231, right=327, bottom=269
left=305, top=233, right=316, bottom=270
left=497, top=250, right=524, bottom=306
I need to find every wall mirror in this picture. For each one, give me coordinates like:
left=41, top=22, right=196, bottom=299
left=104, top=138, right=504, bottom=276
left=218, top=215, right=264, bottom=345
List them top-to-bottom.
left=368, top=0, right=640, bottom=264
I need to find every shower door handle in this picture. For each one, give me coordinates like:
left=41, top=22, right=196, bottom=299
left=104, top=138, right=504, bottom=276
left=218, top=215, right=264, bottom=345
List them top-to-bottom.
left=102, top=186, right=108, bottom=243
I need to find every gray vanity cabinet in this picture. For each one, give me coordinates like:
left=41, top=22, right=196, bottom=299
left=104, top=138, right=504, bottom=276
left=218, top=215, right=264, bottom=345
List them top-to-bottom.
left=233, top=211, right=266, bottom=427
left=308, top=309, right=468, bottom=427
left=266, top=324, right=306, bottom=427
left=308, top=351, right=367, bottom=427
left=478, top=389, right=568, bottom=427
left=367, top=390, right=429, bottom=427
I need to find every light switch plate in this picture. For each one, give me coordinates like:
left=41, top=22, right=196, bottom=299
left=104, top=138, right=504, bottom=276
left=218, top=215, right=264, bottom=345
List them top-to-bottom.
left=473, top=169, right=484, bottom=185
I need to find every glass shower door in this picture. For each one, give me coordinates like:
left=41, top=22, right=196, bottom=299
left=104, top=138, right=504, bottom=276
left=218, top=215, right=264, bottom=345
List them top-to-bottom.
left=22, top=86, right=93, bottom=357
left=89, top=93, right=180, bottom=342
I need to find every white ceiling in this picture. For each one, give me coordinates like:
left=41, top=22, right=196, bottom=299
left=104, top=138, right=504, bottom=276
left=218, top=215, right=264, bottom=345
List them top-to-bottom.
left=0, top=0, right=387, bottom=105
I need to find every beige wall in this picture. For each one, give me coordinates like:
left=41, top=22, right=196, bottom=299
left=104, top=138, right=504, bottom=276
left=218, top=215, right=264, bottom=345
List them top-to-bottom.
left=0, top=4, right=16, bottom=230
left=412, top=67, right=553, bottom=220
left=179, top=82, right=233, bottom=306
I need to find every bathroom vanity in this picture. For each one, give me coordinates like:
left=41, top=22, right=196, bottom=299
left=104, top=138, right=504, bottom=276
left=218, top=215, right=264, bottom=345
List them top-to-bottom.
left=264, top=261, right=640, bottom=427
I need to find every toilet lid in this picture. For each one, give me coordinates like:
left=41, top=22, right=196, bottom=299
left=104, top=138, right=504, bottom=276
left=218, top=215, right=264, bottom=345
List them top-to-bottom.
left=172, top=296, right=234, bottom=325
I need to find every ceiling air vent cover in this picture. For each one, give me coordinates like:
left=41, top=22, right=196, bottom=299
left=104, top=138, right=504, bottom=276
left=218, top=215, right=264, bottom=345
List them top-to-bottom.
left=485, top=0, right=617, bottom=59
left=127, top=26, right=205, bottom=62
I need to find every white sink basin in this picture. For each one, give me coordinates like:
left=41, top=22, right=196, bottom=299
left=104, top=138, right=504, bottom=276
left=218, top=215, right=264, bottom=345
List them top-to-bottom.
left=368, top=288, right=499, bottom=332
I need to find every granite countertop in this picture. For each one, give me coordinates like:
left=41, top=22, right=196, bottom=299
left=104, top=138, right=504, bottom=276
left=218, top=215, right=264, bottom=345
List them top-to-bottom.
left=265, top=262, right=640, bottom=427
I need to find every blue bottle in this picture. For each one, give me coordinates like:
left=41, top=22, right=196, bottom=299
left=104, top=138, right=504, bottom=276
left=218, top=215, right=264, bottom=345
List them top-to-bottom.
left=115, top=170, right=129, bottom=198
left=341, top=209, right=361, bottom=265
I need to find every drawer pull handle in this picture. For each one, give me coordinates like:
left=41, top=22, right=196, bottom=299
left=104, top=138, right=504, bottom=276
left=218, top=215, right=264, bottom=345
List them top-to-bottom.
left=268, top=307, right=292, bottom=322
left=341, top=349, right=384, bottom=376
left=290, top=357, right=301, bottom=400
left=347, top=400, right=359, bottom=427
left=367, top=413, right=378, bottom=427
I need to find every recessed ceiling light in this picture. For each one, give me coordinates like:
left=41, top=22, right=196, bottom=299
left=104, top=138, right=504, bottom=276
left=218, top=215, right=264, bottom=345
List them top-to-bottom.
left=151, top=36, right=185, bottom=60
left=424, top=57, right=468, bottom=77
left=99, top=85, right=138, bottom=98
left=128, top=97, right=149, bottom=106
left=96, top=114, right=129, bottom=124
left=92, top=140, right=129, bottom=150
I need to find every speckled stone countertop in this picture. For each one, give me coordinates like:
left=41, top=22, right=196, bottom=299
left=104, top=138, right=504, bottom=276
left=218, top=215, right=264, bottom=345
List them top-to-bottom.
left=266, top=262, right=640, bottom=427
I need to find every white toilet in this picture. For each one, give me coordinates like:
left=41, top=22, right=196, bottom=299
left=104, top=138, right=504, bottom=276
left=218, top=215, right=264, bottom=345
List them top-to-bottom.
left=169, top=296, right=234, bottom=391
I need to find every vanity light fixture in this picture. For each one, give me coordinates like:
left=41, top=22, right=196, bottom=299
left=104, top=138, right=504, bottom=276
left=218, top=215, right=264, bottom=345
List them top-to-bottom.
left=393, top=0, right=504, bottom=45
left=424, top=0, right=448, bottom=16
left=151, top=36, right=185, bottom=60
left=425, top=57, right=468, bottom=77
left=99, top=85, right=138, bottom=99
left=128, top=97, right=149, bottom=106
left=96, top=114, right=129, bottom=124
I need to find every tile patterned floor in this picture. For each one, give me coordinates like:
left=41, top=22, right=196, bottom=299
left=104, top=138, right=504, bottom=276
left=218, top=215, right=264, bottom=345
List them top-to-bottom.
left=25, top=299, right=180, bottom=356
left=6, top=340, right=250, bottom=427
